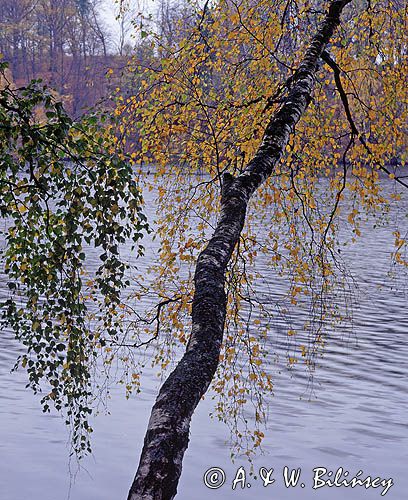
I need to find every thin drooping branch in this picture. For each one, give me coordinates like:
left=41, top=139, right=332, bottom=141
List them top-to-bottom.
left=127, top=2, right=352, bottom=499
left=321, top=50, right=408, bottom=190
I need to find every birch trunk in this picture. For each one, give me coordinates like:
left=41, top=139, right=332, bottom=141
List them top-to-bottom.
left=128, top=2, right=352, bottom=498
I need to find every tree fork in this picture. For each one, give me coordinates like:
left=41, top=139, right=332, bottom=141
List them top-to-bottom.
left=127, top=2, right=352, bottom=499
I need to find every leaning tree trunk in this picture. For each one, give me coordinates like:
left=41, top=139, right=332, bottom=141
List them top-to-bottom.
left=127, top=2, right=352, bottom=499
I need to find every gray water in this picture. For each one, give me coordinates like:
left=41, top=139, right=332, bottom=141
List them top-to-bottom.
left=0, top=183, right=407, bottom=500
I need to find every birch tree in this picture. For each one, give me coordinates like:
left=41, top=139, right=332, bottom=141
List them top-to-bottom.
left=122, top=0, right=406, bottom=497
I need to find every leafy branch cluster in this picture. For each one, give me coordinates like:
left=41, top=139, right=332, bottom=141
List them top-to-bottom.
left=0, top=60, right=148, bottom=456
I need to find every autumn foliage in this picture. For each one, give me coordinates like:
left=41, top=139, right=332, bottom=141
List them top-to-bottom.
left=117, top=0, right=407, bottom=455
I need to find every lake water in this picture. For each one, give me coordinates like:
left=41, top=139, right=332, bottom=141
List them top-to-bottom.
left=0, top=181, right=407, bottom=500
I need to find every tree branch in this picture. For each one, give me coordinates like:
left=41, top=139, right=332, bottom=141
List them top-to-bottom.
left=321, top=50, right=408, bottom=189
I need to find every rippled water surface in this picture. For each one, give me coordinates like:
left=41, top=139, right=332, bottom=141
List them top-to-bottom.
left=0, top=183, right=407, bottom=500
